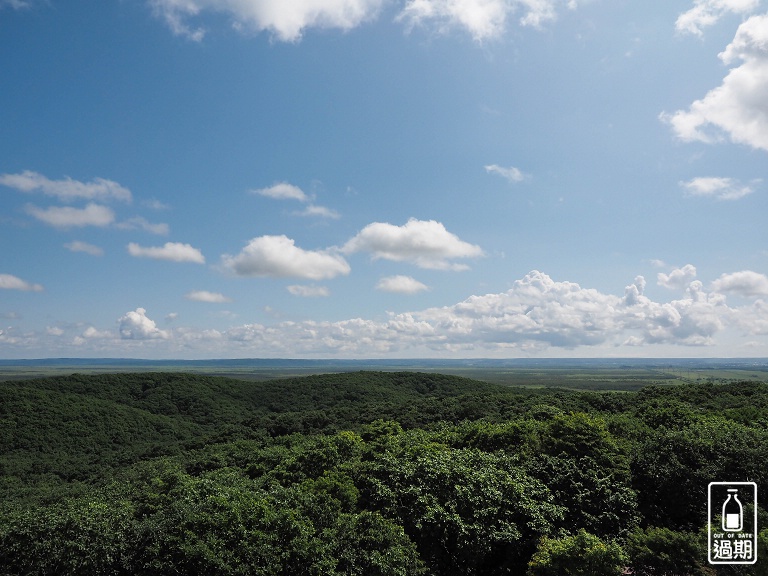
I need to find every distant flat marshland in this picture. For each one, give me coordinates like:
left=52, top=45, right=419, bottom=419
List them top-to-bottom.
left=1, top=357, right=766, bottom=391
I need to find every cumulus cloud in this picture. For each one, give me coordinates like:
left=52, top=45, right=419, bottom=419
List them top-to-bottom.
left=150, top=0, right=387, bottom=42
left=675, top=0, right=760, bottom=36
left=662, top=13, right=768, bottom=152
left=485, top=164, right=527, bottom=183
left=0, top=170, right=132, bottom=203
left=679, top=176, right=758, bottom=200
left=25, top=203, right=115, bottom=228
left=343, top=218, right=484, bottom=270
left=223, top=235, right=351, bottom=280
left=64, top=241, right=104, bottom=256
left=127, top=242, right=206, bottom=263
left=658, top=264, right=698, bottom=290
left=30, top=267, right=768, bottom=356
left=213, top=269, right=739, bottom=354
left=712, top=270, right=768, bottom=297
left=0, top=273, right=43, bottom=292
left=376, top=275, right=430, bottom=293
left=287, top=284, right=331, bottom=297
left=185, top=290, right=233, bottom=303
left=118, top=308, right=171, bottom=340
left=82, top=326, right=113, bottom=339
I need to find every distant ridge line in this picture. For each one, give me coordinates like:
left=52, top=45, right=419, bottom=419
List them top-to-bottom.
left=1, top=357, right=767, bottom=368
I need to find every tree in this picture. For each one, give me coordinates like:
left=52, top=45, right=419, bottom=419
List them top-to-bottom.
left=625, top=526, right=713, bottom=576
left=527, top=529, right=627, bottom=576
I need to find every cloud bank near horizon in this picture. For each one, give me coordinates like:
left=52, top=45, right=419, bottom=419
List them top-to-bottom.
left=12, top=267, right=767, bottom=358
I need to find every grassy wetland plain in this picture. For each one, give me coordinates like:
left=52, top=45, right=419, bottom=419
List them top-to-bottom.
left=1, top=357, right=767, bottom=389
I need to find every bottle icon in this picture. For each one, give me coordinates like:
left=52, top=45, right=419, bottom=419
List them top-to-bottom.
left=722, top=489, right=743, bottom=532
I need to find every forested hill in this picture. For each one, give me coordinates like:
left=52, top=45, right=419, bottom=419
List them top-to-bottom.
left=0, top=371, right=518, bottom=492
left=2, top=372, right=768, bottom=575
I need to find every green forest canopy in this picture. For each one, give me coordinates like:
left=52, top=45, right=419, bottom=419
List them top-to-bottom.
left=1, top=371, right=767, bottom=575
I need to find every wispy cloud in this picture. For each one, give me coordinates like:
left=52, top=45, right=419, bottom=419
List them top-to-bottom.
left=675, top=0, right=760, bottom=36
left=485, top=164, right=527, bottom=183
left=0, top=170, right=132, bottom=203
left=679, top=176, right=758, bottom=200
left=252, top=181, right=340, bottom=218
left=25, top=203, right=115, bottom=228
left=295, top=205, right=341, bottom=219
left=117, top=216, right=170, bottom=235
left=64, top=241, right=104, bottom=256
left=127, top=242, right=205, bottom=263
left=0, top=273, right=43, bottom=292
left=376, top=275, right=429, bottom=294
left=287, top=285, right=331, bottom=297
left=185, top=290, right=232, bottom=303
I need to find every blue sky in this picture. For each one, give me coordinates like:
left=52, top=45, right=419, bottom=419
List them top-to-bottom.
left=1, top=0, right=767, bottom=359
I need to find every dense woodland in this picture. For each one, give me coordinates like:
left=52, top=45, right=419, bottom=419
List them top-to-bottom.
left=1, top=371, right=767, bottom=575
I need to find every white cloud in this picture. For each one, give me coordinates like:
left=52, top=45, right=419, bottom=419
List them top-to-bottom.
left=1, top=0, right=35, bottom=9
left=149, top=0, right=570, bottom=43
left=150, top=0, right=387, bottom=42
left=397, top=0, right=564, bottom=41
left=398, top=0, right=510, bottom=40
left=675, top=0, right=760, bottom=36
left=662, top=13, right=768, bottom=152
left=485, top=164, right=527, bottom=183
left=0, top=170, right=132, bottom=203
left=679, top=176, right=758, bottom=200
left=252, top=182, right=309, bottom=202
left=253, top=182, right=339, bottom=218
left=142, top=198, right=171, bottom=211
left=25, top=203, right=115, bottom=228
left=296, top=204, right=341, bottom=219
left=117, top=216, right=170, bottom=235
left=343, top=218, right=484, bottom=270
left=222, top=235, right=351, bottom=279
left=64, top=241, right=104, bottom=256
left=127, top=242, right=206, bottom=263
left=657, top=264, right=698, bottom=290
left=25, top=267, right=768, bottom=356
left=213, top=269, right=738, bottom=354
left=712, top=270, right=768, bottom=297
left=0, top=273, right=43, bottom=292
left=376, top=275, right=430, bottom=293
left=287, top=284, right=331, bottom=297
left=185, top=290, right=233, bottom=303
left=118, top=308, right=171, bottom=340
left=82, top=326, right=113, bottom=339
